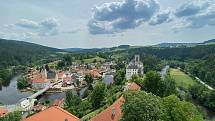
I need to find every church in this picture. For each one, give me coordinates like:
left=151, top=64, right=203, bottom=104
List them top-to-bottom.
left=126, top=55, right=144, bottom=80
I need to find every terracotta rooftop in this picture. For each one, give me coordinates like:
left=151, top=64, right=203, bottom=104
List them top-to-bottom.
left=90, top=69, right=101, bottom=78
left=58, top=72, right=65, bottom=78
left=63, top=77, right=72, bottom=82
left=32, top=78, right=49, bottom=83
left=127, top=82, right=141, bottom=91
left=91, top=96, right=125, bottom=121
left=24, top=106, right=79, bottom=121
left=0, top=107, right=8, bottom=117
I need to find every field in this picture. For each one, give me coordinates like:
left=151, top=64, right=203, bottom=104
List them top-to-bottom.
left=75, top=56, right=105, bottom=64
left=170, top=68, right=196, bottom=90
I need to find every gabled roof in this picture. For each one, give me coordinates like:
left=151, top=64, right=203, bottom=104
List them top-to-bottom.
left=127, top=82, right=141, bottom=91
left=91, top=96, right=125, bottom=121
left=24, top=106, right=79, bottom=121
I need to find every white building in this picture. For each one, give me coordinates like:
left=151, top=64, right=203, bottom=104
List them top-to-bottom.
left=126, top=55, right=144, bottom=80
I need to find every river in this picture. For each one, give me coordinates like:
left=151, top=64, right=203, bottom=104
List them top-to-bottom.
left=0, top=75, right=87, bottom=105
left=0, top=75, right=32, bottom=105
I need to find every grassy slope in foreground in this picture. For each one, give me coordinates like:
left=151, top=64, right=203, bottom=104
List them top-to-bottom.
left=170, top=68, right=196, bottom=90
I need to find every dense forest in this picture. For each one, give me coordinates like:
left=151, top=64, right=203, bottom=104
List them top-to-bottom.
left=0, top=39, right=61, bottom=68
left=0, top=39, right=62, bottom=88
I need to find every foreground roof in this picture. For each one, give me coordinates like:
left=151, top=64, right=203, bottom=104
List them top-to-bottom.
left=91, top=96, right=125, bottom=121
left=24, top=106, right=79, bottom=121
left=0, top=107, right=8, bottom=117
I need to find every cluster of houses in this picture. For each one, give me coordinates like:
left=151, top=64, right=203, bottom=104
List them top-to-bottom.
left=25, top=61, right=117, bottom=91
left=22, top=81, right=141, bottom=121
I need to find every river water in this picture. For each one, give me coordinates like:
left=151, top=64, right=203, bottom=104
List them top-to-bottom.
left=0, top=75, right=87, bottom=105
left=0, top=75, right=32, bottom=104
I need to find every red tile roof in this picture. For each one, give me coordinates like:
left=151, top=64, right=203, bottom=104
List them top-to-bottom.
left=90, top=69, right=101, bottom=78
left=58, top=72, right=65, bottom=78
left=63, top=77, right=72, bottom=82
left=32, top=78, right=49, bottom=83
left=128, top=82, right=141, bottom=91
left=91, top=96, right=125, bottom=121
left=24, top=106, right=79, bottom=121
left=0, top=107, right=8, bottom=117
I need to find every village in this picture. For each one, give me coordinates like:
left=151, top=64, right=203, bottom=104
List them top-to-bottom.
left=0, top=55, right=144, bottom=121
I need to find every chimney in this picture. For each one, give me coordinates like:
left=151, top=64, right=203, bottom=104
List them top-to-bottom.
left=111, top=107, right=116, bottom=119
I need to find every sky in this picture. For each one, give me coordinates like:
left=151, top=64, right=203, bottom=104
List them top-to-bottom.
left=0, top=0, right=214, bottom=49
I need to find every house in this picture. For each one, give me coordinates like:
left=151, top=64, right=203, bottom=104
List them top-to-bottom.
left=126, top=55, right=144, bottom=80
left=90, top=69, right=102, bottom=78
left=47, top=70, right=58, bottom=82
left=57, top=72, right=66, bottom=81
left=102, top=73, right=114, bottom=85
left=63, top=77, right=72, bottom=86
left=32, top=78, right=50, bottom=90
left=124, top=82, right=141, bottom=91
left=91, top=96, right=124, bottom=121
left=20, top=99, right=31, bottom=111
left=24, top=106, right=80, bottom=121
left=0, top=107, right=8, bottom=117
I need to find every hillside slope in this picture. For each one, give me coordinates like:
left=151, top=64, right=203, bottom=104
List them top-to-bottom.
left=0, top=39, right=61, bottom=68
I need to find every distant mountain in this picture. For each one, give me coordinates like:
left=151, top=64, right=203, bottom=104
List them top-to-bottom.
left=0, top=39, right=62, bottom=68
left=155, top=39, right=215, bottom=48
left=202, top=39, right=215, bottom=45
left=155, top=43, right=198, bottom=48
left=64, top=48, right=106, bottom=53
left=64, top=48, right=84, bottom=52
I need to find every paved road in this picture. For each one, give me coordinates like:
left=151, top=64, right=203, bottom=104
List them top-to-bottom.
left=195, top=77, right=214, bottom=90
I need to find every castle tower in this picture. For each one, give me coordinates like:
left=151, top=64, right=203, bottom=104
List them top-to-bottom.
left=134, top=55, right=140, bottom=64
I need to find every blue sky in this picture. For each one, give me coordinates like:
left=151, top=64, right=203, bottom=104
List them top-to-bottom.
left=0, top=0, right=214, bottom=48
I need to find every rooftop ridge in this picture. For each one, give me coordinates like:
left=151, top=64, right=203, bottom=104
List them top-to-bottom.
left=54, top=106, right=80, bottom=120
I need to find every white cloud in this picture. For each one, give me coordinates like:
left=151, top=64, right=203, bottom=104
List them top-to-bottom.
left=88, top=0, right=161, bottom=34
left=173, top=0, right=215, bottom=30
left=174, top=1, right=208, bottom=17
left=149, top=9, right=172, bottom=25
left=14, top=18, right=60, bottom=36
left=15, top=19, right=39, bottom=29
left=0, top=31, right=37, bottom=40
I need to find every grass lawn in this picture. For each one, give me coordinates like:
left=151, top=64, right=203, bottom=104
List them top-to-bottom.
left=75, top=56, right=105, bottom=64
left=170, top=68, right=196, bottom=90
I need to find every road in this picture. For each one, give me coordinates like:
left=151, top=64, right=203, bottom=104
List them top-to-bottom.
left=195, top=77, right=214, bottom=90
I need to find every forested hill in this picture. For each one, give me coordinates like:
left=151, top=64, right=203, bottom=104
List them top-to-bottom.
left=0, top=39, right=62, bottom=68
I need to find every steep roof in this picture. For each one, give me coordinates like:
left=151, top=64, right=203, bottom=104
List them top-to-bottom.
left=127, top=64, right=139, bottom=69
left=128, top=82, right=141, bottom=91
left=91, top=96, right=125, bottom=121
left=24, top=106, right=79, bottom=121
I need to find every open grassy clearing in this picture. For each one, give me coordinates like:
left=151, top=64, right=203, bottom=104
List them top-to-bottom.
left=170, top=68, right=196, bottom=90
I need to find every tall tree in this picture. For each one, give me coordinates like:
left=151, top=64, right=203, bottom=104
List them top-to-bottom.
left=144, top=71, right=162, bottom=96
left=89, top=82, right=106, bottom=109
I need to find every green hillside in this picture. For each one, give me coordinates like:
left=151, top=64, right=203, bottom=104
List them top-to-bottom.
left=0, top=39, right=62, bottom=68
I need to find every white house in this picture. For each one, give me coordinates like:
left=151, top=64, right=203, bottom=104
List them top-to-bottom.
left=126, top=55, right=144, bottom=80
